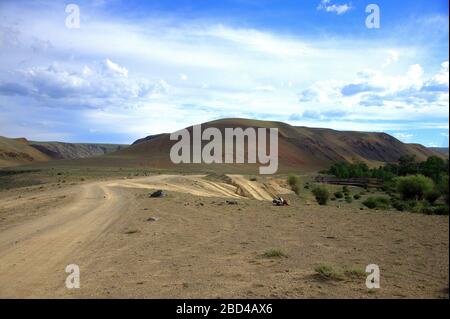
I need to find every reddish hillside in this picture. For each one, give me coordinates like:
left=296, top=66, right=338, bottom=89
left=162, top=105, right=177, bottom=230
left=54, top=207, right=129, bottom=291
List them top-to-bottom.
left=95, top=118, right=443, bottom=173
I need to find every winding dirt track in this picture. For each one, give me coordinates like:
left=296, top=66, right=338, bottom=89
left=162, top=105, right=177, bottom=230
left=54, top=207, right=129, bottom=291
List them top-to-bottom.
left=0, top=175, right=260, bottom=297
left=0, top=181, right=128, bottom=297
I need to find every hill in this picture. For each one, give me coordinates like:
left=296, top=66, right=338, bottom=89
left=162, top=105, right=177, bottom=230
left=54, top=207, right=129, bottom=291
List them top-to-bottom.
left=53, top=118, right=443, bottom=173
left=0, top=136, right=127, bottom=167
left=0, top=136, right=52, bottom=167
left=30, top=141, right=127, bottom=160
left=430, top=147, right=449, bottom=157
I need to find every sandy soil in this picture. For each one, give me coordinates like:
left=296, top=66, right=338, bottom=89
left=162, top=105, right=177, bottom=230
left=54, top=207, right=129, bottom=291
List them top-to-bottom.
left=0, top=174, right=448, bottom=298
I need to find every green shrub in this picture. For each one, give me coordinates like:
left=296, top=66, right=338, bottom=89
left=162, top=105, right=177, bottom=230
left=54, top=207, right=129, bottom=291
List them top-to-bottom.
left=287, top=175, right=301, bottom=195
left=288, top=175, right=301, bottom=187
left=396, top=175, right=434, bottom=201
left=438, top=175, right=449, bottom=204
left=291, top=184, right=300, bottom=195
left=312, top=186, right=330, bottom=205
left=342, top=186, right=349, bottom=193
left=425, top=189, right=441, bottom=204
left=334, top=191, right=344, bottom=199
left=353, top=194, right=361, bottom=200
left=345, top=196, right=353, bottom=203
left=362, top=196, right=390, bottom=210
left=392, top=200, right=409, bottom=212
left=411, top=201, right=433, bottom=214
left=433, top=205, right=449, bottom=215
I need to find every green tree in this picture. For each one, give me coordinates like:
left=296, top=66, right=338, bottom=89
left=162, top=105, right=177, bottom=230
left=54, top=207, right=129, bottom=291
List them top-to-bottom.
left=396, top=175, right=434, bottom=201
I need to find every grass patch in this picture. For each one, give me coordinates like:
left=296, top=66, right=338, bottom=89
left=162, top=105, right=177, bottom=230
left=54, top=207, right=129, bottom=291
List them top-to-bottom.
left=362, top=196, right=390, bottom=210
left=262, top=248, right=288, bottom=259
left=314, top=264, right=343, bottom=281
left=314, top=264, right=366, bottom=282
left=343, top=268, right=366, bottom=279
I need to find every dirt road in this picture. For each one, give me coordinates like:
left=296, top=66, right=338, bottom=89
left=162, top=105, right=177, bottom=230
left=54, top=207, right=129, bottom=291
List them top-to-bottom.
left=0, top=175, right=249, bottom=297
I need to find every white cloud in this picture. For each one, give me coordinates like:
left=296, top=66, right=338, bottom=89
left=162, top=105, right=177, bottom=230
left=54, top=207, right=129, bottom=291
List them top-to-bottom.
left=317, top=0, right=352, bottom=15
left=382, top=50, right=399, bottom=68
left=103, top=58, right=128, bottom=78
left=1, top=60, right=166, bottom=103
left=300, top=61, right=448, bottom=109
left=392, top=132, right=415, bottom=141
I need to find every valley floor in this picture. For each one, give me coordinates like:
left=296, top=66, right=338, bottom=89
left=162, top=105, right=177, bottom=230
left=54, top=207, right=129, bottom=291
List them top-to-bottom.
left=0, top=174, right=448, bottom=298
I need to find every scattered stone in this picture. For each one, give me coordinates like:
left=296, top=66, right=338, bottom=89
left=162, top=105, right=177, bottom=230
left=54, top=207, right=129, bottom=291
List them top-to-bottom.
left=150, top=190, right=166, bottom=198
left=226, top=200, right=238, bottom=205
left=146, top=217, right=160, bottom=222
left=124, top=229, right=139, bottom=234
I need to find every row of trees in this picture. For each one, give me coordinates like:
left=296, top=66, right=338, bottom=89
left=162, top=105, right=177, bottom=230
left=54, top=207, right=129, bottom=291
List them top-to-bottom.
left=323, top=155, right=449, bottom=214
left=325, top=155, right=449, bottom=184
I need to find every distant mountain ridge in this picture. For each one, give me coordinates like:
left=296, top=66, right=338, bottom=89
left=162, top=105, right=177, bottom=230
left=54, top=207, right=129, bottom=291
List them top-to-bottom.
left=0, top=136, right=127, bottom=167
left=30, top=141, right=127, bottom=160
left=430, top=147, right=449, bottom=156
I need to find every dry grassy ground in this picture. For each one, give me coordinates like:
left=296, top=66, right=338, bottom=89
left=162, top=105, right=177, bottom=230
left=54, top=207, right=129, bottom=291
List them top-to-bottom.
left=0, top=172, right=448, bottom=298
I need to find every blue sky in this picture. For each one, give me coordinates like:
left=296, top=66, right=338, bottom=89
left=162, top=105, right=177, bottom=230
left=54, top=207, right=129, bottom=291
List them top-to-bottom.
left=0, top=0, right=448, bottom=146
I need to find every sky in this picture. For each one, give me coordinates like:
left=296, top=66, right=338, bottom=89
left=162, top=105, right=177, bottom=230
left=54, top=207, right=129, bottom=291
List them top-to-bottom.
left=0, top=0, right=448, bottom=146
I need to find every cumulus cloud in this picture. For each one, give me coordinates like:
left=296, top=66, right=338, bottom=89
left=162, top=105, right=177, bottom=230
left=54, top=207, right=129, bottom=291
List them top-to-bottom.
left=317, top=0, right=352, bottom=15
left=0, top=59, right=168, bottom=104
left=299, top=61, right=449, bottom=110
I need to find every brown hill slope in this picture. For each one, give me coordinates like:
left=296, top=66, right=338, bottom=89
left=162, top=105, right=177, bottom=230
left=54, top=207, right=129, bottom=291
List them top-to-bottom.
left=74, top=118, right=442, bottom=173
left=0, top=136, right=51, bottom=167
left=0, top=136, right=128, bottom=168
left=430, top=147, right=449, bottom=157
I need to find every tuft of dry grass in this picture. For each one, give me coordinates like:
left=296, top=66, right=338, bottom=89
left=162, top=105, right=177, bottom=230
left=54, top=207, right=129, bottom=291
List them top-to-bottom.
left=262, top=248, right=288, bottom=259
left=314, top=264, right=344, bottom=281
left=344, top=268, right=366, bottom=279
